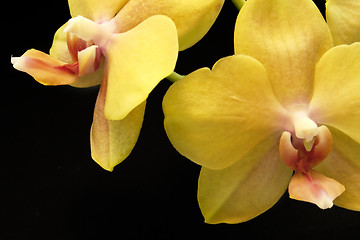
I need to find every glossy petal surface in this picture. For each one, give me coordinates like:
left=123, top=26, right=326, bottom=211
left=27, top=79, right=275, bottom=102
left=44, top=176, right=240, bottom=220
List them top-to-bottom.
left=68, top=0, right=129, bottom=21
left=113, top=0, right=224, bottom=50
left=234, top=0, right=332, bottom=108
left=326, top=0, right=360, bottom=45
left=105, top=15, right=178, bottom=120
left=309, top=43, right=360, bottom=144
left=12, top=49, right=77, bottom=85
left=163, top=55, right=286, bottom=170
left=90, top=75, right=145, bottom=171
left=315, top=127, right=360, bottom=210
left=198, top=134, right=292, bottom=224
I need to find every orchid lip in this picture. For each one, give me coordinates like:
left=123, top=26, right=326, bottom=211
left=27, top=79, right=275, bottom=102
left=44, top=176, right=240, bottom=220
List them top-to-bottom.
left=279, top=125, right=343, bottom=209
left=288, top=170, right=345, bottom=210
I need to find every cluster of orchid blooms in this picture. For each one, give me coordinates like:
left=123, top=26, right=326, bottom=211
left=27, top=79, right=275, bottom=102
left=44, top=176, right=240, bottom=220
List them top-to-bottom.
left=12, top=0, right=360, bottom=224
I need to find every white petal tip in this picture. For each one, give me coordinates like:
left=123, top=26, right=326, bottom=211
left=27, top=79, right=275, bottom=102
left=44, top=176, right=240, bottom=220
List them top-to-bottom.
left=11, top=56, right=20, bottom=65
left=316, top=192, right=334, bottom=209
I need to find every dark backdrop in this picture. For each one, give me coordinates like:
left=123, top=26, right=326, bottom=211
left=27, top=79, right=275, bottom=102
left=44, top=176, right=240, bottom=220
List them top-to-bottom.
left=4, top=1, right=360, bottom=239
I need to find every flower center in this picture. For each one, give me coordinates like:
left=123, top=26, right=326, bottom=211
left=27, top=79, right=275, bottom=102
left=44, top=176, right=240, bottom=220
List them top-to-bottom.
left=63, top=16, right=114, bottom=77
left=280, top=111, right=332, bottom=172
left=278, top=113, right=344, bottom=209
left=279, top=125, right=332, bottom=172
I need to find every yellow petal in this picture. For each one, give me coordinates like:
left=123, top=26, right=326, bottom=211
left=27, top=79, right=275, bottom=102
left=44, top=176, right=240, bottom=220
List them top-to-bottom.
left=68, top=0, right=129, bottom=21
left=112, top=0, right=224, bottom=50
left=234, top=0, right=332, bottom=108
left=326, top=0, right=360, bottom=45
left=104, top=15, right=178, bottom=120
left=49, top=23, right=72, bottom=63
left=309, top=43, right=360, bottom=144
left=11, top=49, right=77, bottom=85
left=163, top=54, right=286, bottom=170
left=71, top=62, right=104, bottom=88
left=90, top=75, right=145, bottom=172
left=314, top=126, right=360, bottom=211
left=198, top=134, right=292, bottom=224
left=289, top=170, right=345, bottom=209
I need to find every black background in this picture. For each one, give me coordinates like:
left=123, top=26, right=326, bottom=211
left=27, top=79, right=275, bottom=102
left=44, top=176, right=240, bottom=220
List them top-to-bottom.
left=4, top=1, right=360, bottom=239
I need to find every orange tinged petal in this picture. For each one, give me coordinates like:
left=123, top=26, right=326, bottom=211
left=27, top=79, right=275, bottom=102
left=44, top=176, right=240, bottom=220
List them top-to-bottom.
left=11, top=49, right=77, bottom=85
left=289, top=170, right=345, bottom=209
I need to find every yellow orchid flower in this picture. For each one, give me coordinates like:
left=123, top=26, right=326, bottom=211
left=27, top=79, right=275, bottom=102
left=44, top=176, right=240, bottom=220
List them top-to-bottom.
left=11, top=0, right=225, bottom=171
left=163, top=0, right=360, bottom=223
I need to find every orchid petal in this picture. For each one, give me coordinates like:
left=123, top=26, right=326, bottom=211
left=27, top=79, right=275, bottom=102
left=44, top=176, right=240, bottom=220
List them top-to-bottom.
left=68, top=0, right=129, bottom=21
left=112, top=0, right=224, bottom=50
left=234, top=0, right=332, bottom=108
left=326, top=0, right=360, bottom=45
left=104, top=15, right=178, bottom=120
left=49, top=23, right=72, bottom=63
left=309, top=43, right=360, bottom=144
left=11, top=49, right=77, bottom=85
left=163, top=55, right=286, bottom=170
left=90, top=75, right=145, bottom=172
left=314, top=127, right=360, bottom=211
left=198, top=134, right=292, bottom=224
left=289, top=170, right=345, bottom=209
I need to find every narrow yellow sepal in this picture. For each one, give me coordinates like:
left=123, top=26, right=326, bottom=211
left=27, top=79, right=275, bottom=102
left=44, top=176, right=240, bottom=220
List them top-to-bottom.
left=90, top=76, right=145, bottom=171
